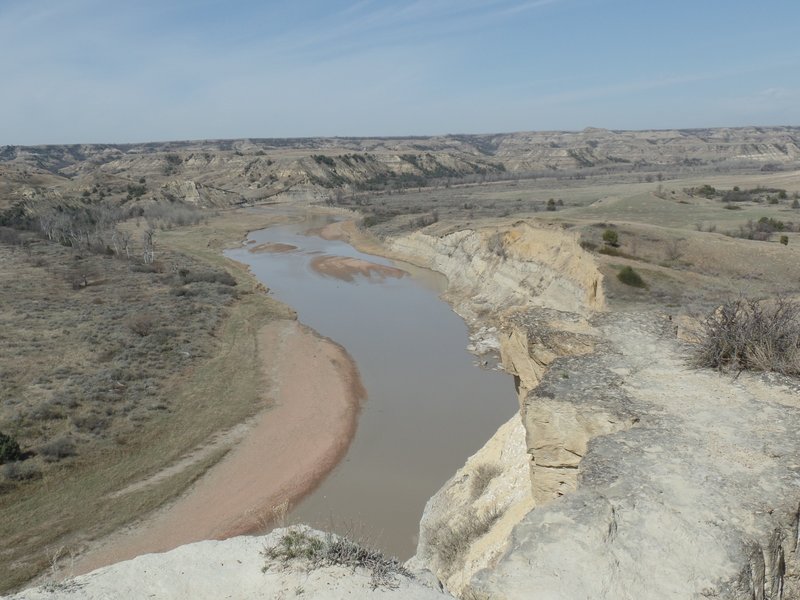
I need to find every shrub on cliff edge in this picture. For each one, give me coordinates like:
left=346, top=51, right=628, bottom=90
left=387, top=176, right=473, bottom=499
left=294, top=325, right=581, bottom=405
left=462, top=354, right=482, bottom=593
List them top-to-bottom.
left=692, top=296, right=800, bottom=376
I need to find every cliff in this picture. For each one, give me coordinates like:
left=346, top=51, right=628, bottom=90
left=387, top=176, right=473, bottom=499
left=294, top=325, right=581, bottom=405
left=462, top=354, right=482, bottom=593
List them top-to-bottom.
left=390, top=222, right=800, bottom=599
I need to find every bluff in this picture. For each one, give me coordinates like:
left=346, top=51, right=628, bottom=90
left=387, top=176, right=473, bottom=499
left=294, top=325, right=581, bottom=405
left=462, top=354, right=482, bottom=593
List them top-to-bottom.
left=386, top=222, right=800, bottom=599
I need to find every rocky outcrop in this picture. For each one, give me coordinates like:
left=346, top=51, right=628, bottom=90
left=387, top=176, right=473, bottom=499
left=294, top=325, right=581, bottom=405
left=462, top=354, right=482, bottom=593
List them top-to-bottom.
left=397, top=220, right=800, bottom=600
left=386, top=221, right=605, bottom=322
left=398, top=223, right=607, bottom=593
left=470, top=312, right=800, bottom=599
left=407, top=414, right=534, bottom=596
left=7, top=527, right=451, bottom=600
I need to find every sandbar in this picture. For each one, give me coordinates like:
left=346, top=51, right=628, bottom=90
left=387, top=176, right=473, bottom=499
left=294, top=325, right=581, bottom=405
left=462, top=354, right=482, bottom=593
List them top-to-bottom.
left=310, top=255, right=408, bottom=283
left=72, top=319, right=365, bottom=574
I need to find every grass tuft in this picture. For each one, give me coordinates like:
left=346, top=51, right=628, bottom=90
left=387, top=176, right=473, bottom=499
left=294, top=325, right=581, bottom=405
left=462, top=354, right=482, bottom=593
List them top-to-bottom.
left=470, top=463, right=502, bottom=499
left=426, top=506, right=504, bottom=576
left=263, top=527, right=412, bottom=590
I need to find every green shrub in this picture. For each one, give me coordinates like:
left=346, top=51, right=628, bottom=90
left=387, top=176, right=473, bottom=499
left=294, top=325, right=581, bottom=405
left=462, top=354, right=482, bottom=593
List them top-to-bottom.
left=696, top=184, right=716, bottom=198
left=602, top=229, right=619, bottom=246
left=780, top=235, right=789, bottom=246
left=617, top=266, right=646, bottom=288
left=0, top=432, right=22, bottom=464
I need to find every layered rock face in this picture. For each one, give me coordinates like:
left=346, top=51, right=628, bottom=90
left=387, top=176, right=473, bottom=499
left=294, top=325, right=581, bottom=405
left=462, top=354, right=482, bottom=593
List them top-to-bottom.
left=387, top=222, right=605, bottom=321
left=395, top=223, right=800, bottom=599
left=474, top=312, right=800, bottom=600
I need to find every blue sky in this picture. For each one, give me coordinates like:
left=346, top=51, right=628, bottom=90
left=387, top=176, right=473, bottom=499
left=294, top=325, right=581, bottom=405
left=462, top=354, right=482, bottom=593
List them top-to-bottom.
left=2, top=0, right=799, bottom=144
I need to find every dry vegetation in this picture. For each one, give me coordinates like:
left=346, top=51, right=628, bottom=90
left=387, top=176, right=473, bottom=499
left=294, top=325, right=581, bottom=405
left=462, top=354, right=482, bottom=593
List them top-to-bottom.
left=2, top=130, right=800, bottom=591
left=0, top=209, right=287, bottom=591
left=692, top=296, right=800, bottom=376
left=470, top=463, right=503, bottom=500
left=425, top=507, right=504, bottom=577
left=263, top=527, right=412, bottom=590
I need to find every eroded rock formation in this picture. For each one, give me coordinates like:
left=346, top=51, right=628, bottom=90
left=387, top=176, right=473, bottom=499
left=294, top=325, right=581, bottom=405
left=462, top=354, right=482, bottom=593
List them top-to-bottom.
left=396, top=222, right=800, bottom=599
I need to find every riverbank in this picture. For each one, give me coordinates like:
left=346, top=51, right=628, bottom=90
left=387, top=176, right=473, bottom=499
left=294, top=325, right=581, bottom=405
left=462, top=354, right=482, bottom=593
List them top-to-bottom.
left=72, top=319, right=365, bottom=574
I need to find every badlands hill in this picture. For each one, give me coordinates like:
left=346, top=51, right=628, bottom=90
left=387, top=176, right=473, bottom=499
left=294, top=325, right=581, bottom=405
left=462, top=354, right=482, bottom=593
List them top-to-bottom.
left=2, top=126, right=799, bottom=214
left=3, top=126, right=800, bottom=599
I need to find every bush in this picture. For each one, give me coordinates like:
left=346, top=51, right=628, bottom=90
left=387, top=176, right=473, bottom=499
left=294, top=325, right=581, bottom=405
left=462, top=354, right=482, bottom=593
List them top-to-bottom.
left=695, top=184, right=716, bottom=199
left=602, top=229, right=619, bottom=246
left=780, top=235, right=789, bottom=246
left=617, top=266, right=646, bottom=287
left=180, top=269, right=237, bottom=286
left=692, top=297, right=800, bottom=375
left=127, top=313, right=156, bottom=337
left=0, top=432, right=22, bottom=464
left=39, top=436, right=76, bottom=462
left=2, top=461, right=40, bottom=482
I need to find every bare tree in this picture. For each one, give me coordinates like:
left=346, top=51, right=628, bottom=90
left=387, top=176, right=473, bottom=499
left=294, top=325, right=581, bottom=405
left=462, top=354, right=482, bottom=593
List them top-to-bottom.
left=111, top=228, right=122, bottom=256
left=142, top=228, right=155, bottom=264
left=120, top=230, right=132, bottom=260
left=665, top=238, right=684, bottom=262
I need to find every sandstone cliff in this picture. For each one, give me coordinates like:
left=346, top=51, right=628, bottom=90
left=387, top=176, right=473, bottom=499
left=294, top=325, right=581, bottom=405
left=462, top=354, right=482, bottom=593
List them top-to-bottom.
left=393, top=221, right=800, bottom=599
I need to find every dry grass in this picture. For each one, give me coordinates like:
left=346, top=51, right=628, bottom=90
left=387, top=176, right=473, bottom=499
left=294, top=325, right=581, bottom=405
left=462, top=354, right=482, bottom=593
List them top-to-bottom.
left=0, top=211, right=288, bottom=592
left=692, top=296, right=800, bottom=376
left=470, top=463, right=502, bottom=500
left=426, top=506, right=504, bottom=577
left=263, top=527, right=412, bottom=590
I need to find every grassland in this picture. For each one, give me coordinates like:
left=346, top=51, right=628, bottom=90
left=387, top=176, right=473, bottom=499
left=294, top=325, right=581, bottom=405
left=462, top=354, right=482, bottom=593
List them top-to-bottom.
left=348, top=170, right=800, bottom=312
left=0, top=211, right=290, bottom=591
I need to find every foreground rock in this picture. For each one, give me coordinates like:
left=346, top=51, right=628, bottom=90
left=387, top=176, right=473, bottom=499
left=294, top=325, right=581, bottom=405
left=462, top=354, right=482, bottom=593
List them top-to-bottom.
left=394, top=223, right=800, bottom=599
left=463, top=311, right=800, bottom=598
left=7, top=527, right=451, bottom=600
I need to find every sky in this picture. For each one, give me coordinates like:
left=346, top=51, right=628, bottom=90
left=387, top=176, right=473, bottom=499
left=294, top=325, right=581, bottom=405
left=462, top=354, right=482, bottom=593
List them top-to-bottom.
left=1, top=0, right=799, bottom=145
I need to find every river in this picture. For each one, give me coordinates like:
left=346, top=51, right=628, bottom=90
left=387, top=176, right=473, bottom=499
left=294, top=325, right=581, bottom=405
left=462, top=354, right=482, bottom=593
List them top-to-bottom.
left=225, top=213, right=516, bottom=559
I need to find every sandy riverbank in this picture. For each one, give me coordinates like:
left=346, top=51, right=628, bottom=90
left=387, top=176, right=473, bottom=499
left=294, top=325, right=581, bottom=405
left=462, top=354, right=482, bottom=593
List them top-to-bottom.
left=72, top=319, right=365, bottom=575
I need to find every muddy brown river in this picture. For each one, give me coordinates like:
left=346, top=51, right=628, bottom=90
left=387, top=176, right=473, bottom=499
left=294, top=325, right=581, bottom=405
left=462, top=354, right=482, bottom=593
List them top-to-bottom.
left=226, top=214, right=516, bottom=559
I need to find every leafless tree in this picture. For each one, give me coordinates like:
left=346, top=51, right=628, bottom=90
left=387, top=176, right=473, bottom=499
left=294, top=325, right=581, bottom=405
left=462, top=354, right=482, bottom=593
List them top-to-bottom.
left=142, top=228, right=155, bottom=264
left=665, top=238, right=684, bottom=262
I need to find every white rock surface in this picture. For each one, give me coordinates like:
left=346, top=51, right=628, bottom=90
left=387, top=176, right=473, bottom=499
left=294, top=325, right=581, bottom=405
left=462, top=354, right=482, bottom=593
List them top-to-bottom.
left=7, top=528, right=451, bottom=600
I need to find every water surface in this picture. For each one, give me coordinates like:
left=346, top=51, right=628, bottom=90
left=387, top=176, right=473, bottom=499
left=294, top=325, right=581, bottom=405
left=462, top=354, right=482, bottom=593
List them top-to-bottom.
left=226, top=214, right=515, bottom=559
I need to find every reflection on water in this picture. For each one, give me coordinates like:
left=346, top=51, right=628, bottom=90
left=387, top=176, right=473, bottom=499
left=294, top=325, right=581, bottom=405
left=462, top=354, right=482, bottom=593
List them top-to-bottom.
left=225, top=213, right=515, bottom=559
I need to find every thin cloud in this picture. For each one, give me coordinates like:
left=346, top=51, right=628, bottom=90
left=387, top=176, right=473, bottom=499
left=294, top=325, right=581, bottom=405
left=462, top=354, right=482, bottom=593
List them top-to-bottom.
left=498, top=0, right=564, bottom=16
